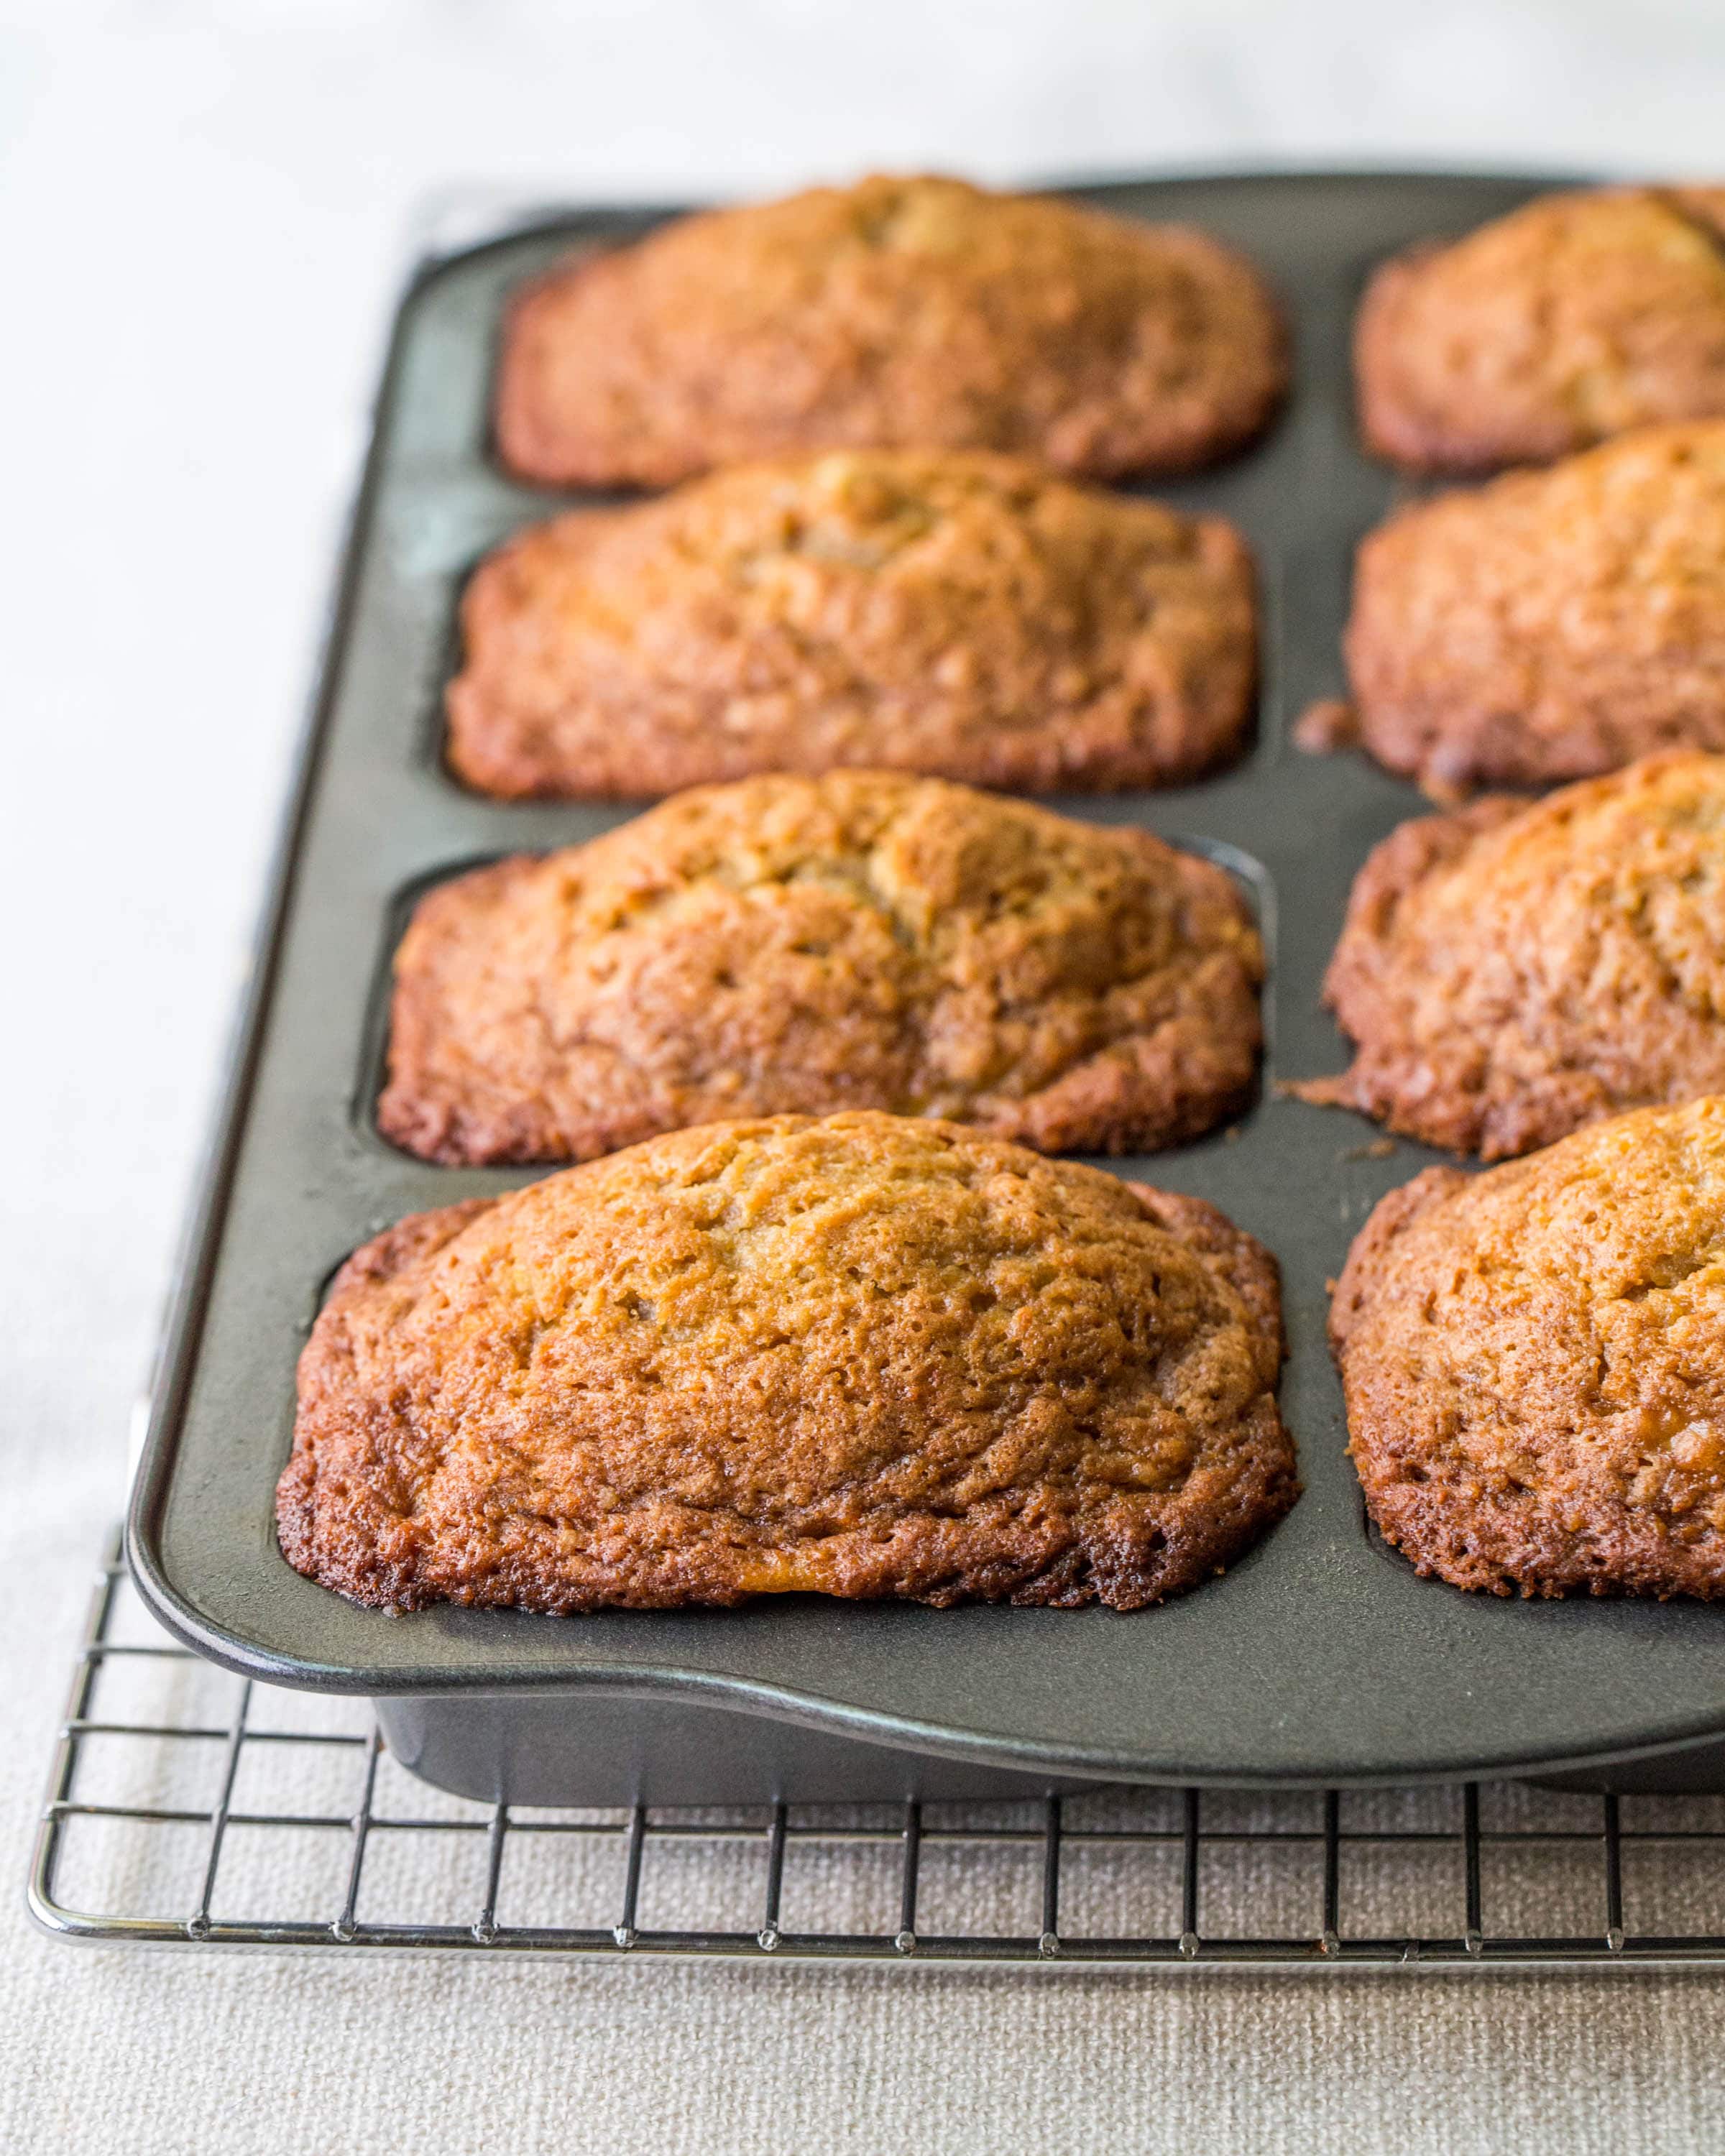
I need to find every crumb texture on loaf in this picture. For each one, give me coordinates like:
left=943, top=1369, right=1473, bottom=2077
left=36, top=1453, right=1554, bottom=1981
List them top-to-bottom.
left=495, top=173, right=1287, bottom=487
left=1356, top=185, right=1725, bottom=474
left=1344, top=423, right=1725, bottom=791
left=447, top=450, right=1258, bottom=798
left=1292, top=754, right=1725, bottom=1159
left=380, top=772, right=1264, bottom=1166
left=1333, top=1096, right=1725, bottom=1598
left=279, top=1112, right=1296, bottom=1614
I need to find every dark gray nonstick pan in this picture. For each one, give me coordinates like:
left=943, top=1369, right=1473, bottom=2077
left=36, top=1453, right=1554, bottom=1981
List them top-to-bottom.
left=129, top=171, right=1725, bottom=1802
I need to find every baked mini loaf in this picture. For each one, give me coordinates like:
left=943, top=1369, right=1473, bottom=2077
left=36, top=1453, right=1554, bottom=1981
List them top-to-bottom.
left=495, top=174, right=1287, bottom=487
left=1356, top=185, right=1725, bottom=474
left=1343, top=423, right=1725, bottom=793
left=447, top=450, right=1258, bottom=798
left=1293, top=755, right=1725, bottom=1160
left=380, top=771, right=1264, bottom=1165
left=1333, top=1096, right=1725, bottom=1598
left=279, top=1112, right=1297, bottom=1613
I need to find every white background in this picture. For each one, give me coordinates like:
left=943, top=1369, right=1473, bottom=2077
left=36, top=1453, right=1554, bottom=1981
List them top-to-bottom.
left=6, top=3, right=1725, bottom=2149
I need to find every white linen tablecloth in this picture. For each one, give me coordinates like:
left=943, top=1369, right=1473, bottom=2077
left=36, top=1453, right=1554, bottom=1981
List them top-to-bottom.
left=7, top=4, right=1725, bottom=2147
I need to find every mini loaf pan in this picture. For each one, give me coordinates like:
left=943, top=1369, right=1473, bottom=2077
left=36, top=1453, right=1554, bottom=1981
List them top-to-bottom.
left=128, top=172, right=1725, bottom=1802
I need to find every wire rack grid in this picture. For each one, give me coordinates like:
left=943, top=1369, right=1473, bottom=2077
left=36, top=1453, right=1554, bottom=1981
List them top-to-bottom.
left=29, top=1537, right=1725, bottom=1972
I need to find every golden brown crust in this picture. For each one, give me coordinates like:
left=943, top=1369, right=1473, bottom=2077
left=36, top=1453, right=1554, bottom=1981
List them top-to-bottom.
left=495, top=174, right=1287, bottom=487
left=1356, top=187, right=1725, bottom=474
left=1344, top=423, right=1725, bottom=791
left=447, top=450, right=1258, bottom=799
left=1291, top=753, right=1725, bottom=1159
left=379, top=773, right=1264, bottom=1166
left=1332, top=1097, right=1725, bottom=1598
left=279, top=1112, right=1297, bottom=1614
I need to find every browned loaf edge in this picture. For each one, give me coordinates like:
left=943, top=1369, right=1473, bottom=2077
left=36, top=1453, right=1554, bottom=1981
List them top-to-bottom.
left=494, top=173, right=1287, bottom=488
left=1355, top=185, right=1725, bottom=476
left=444, top=451, right=1259, bottom=800
left=377, top=773, right=1265, bottom=1167
left=1331, top=1097, right=1725, bottom=1598
left=279, top=1113, right=1297, bottom=1615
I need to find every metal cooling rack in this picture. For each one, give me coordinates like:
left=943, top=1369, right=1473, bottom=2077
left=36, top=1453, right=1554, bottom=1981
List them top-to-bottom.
left=31, top=1535, right=1725, bottom=1970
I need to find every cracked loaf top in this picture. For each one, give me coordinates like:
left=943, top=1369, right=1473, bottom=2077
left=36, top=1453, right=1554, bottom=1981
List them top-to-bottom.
left=494, top=173, right=1287, bottom=488
left=1356, top=185, right=1725, bottom=474
left=446, top=448, right=1259, bottom=798
left=1293, top=754, right=1725, bottom=1161
left=380, top=770, right=1264, bottom=1166
left=1333, top=1096, right=1725, bottom=1598
left=279, top=1112, right=1295, bottom=1614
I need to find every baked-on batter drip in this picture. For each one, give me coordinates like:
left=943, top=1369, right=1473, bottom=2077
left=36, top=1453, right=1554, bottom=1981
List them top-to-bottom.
left=496, top=173, right=1287, bottom=487
left=1356, top=186, right=1725, bottom=474
left=1343, top=423, right=1725, bottom=793
left=447, top=449, right=1259, bottom=798
left=1292, top=754, right=1725, bottom=1159
left=380, top=771, right=1264, bottom=1166
left=1333, top=1096, right=1725, bottom=1598
left=280, top=1112, right=1297, bottom=1613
